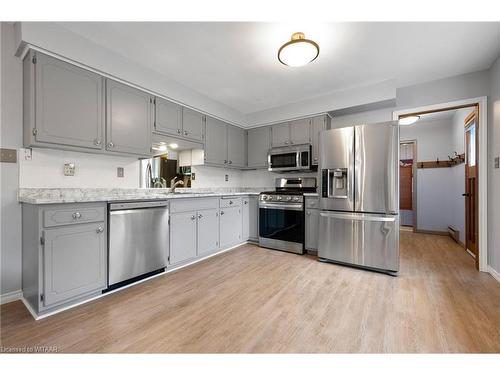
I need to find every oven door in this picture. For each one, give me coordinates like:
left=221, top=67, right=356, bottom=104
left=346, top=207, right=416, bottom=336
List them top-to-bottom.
left=258, top=203, right=304, bottom=254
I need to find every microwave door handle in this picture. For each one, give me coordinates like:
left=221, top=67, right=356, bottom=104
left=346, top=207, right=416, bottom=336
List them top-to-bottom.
left=296, top=151, right=300, bottom=169
left=326, top=169, right=331, bottom=198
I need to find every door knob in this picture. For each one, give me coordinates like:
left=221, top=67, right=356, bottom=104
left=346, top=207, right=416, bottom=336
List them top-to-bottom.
left=72, top=212, right=81, bottom=219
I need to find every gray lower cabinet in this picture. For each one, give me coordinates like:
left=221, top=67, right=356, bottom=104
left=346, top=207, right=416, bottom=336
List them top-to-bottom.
left=24, top=51, right=105, bottom=150
left=106, top=79, right=153, bottom=156
left=154, top=96, right=183, bottom=136
left=182, top=107, right=205, bottom=143
left=205, top=116, right=228, bottom=165
left=271, top=122, right=290, bottom=147
left=227, top=125, right=246, bottom=167
left=247, top=126, right=270, bottom=169
left=242, top=196, right=259, bottom=241
left=22, top=203, right=107, bottom=315
left=220, top=206, right=242, bottom=248
left=197, top=208, right=220, bottom=256
left=305, top=209, right=320, bottom=251
left=169, top=211, right=198, bottom=265
left=43, top=223, right=106, bottom=306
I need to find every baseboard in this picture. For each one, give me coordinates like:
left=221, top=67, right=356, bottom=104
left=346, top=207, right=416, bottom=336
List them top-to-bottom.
left=414, top=229, right=449, bottom=236
left=488, top=266, right=500, bottom=283
left=0, top=290, right=22, bottom=305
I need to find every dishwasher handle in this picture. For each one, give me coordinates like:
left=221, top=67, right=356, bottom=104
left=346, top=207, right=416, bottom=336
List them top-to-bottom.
left=109, top=201, right=168, bottom=211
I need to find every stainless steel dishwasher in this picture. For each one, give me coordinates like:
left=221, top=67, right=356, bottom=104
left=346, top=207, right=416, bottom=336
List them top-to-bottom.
left=108, top=201, right=169, bottom=289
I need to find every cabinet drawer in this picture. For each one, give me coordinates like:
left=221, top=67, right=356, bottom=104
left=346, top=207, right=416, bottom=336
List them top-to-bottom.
left=170, top=197, right=219, bottom=213
left=220, top=197, right=242, bottom=208
left=305, top=197, right=319, bottom=209
left=43, top=205, right=106, bottom=228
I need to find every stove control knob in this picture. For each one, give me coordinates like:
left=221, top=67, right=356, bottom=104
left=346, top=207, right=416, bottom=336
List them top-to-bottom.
left=261, top=195, right=267, bottom=200
left=276, top=196, right=282, bottom=201
left=286, top=196, right=292, bottom=201
left=293, top=197, right=299, bottom=202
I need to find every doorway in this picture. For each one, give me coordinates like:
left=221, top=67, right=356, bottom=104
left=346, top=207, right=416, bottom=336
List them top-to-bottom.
left=394, top=99, right=486, bottom=271
left=400, top=141, right=416, bottom=228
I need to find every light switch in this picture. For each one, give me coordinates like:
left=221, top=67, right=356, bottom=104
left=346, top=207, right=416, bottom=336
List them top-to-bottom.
left=64, top=163, right=75, bottom=176
left=117, top=167, right=124, bottom=177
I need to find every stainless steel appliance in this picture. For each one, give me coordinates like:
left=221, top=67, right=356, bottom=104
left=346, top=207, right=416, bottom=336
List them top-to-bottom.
left=318, top=122, right=400, bottom=274
left=268, top=144, right=312, bottom=172
left=259, top=177, right=316, bottom=254
left=108, top=201, right=169, bottom=289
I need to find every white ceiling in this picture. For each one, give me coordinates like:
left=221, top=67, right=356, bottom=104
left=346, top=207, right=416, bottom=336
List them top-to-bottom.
left=57, top=22, right=500, bottom=116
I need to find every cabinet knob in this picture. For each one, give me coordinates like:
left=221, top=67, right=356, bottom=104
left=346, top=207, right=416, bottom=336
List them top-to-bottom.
left=177, top=129, right=181, bottom=134
left=184, top=131, right=188, bottom=136
left=93, top=139, right=102, bottom=146
left=284, top=141, right=289, bottom=145
left=108, top=142, right=114, bottom=148
left=314, top=157, right=318, bottom=161
left=224, top=160, right=227, bottom=164
left=228, top=160, right=232, bottom=164
left=229, top=200, right=233, bottom=205
left=244, top=201, right=248, bottom=204
left=220, top=210, right=225, bottom=215
left=72, top=212, right=81, bottom=219
left=307, top=212, right=311, bottom=216
left=198, top=214, right=203, bottom=219
left=191, top=215, right=196, bottom=221
left=96, top=226, right=104, bottom=233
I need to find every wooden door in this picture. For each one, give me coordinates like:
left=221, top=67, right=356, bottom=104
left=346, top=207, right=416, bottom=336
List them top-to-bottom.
left=464, top=110, right=479, bottom=268
left=399, top=165, right=413, bottom=210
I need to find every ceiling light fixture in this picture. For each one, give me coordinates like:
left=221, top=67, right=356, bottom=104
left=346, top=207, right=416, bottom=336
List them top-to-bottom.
left=278, top=32, right=320, bottom=67
left=399, top=115, right=420, bottom=126
left=169, top=143, right=178, bottom=149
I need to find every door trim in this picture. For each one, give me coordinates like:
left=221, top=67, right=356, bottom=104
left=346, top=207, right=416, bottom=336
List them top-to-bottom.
left=393, top=96, right=488, bottom=273
left=399, top=140, right=417, bottom=231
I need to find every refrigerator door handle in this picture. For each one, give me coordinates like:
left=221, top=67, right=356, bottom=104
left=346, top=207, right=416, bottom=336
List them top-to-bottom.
left=319, top=212, right=396, bottom=222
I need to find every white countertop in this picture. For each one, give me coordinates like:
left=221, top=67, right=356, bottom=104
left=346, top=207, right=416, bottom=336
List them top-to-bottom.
left=18, top=188, right=265, bottom=204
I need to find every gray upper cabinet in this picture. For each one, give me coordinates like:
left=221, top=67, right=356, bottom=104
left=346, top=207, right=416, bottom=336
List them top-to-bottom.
left=27, top=52, right=104, bottom=150
left=106, top=80, right=153, bottom=156
left=154, top=96, right=182, bottom=136
left=182, top=108, right=205, bottom=142
left=311, top=115, right=328, bottom=165
left=205, top=116, right=228, bottom=165
left=289, top=118, right=311, bottom=145
left=271, top=122, right=290, bottom=147
left=227, top=125, right=246, bottom=167
left=247, top=126, right=270, bottom=169
left=197, top=208, right=220, bottom=256
left=169, top=212, right=197, bottom=265
left=43, top=222, right=106, bottom=307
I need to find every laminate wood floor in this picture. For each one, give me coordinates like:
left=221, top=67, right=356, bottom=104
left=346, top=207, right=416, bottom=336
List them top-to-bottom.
left=1, top=232, right=499, bottom=353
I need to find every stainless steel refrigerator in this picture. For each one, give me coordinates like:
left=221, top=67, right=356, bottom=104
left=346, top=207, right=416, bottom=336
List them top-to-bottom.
left=318, top=121, right=400, bottom=274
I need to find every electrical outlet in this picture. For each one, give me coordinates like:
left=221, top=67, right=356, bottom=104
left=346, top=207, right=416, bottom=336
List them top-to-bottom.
left=24, top=148, right=32, bottom=161
left=495, top=156, right=500, bottom=169
left=64, top=163, right=75, bottom=176
left=117, top=167, right=124, bottom=177
left=191, top=172, right=196, bottom=181
left=225, top=174, right=229, bottom=182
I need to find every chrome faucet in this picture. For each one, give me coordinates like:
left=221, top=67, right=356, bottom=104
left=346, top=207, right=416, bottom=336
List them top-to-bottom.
left=169, top=177, right=184, bottom=193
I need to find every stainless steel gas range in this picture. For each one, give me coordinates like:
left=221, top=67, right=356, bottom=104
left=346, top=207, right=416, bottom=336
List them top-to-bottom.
left=258, top=177, right=316, bottom=254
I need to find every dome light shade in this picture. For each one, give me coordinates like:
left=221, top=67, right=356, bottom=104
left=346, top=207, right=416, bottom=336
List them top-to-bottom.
left=278, top=32, right=320, bottom=67
left=399, top=115, right=420, bottom=126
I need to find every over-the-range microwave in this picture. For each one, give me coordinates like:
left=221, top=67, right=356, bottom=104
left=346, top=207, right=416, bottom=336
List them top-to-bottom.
left=268, top=144, right=312, bottom=172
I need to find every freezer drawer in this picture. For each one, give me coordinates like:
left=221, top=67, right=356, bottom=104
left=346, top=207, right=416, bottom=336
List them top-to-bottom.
left=318, top=211, right=399, bottom=273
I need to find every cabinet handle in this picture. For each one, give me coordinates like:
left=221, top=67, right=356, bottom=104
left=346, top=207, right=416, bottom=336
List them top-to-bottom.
left=177, top=129, right=181, bottom=134
left=184, top=131, right=188, bottom=136
left=93, top=139, right=102, bottom=146
left=285, top=141, right=289, bottom=145
left=108, top=142, right=114, bottom=148
left=314, top=157, right=318, bottom=161
left=229, top=200, right=233, bottom=205
left=244, top=201, right=248, bottom=204
left=220, top=210, right=224, bottom=215
left=72, top=212, right=81, bottom=219
left=198, top=214, right=203, bottom=219
left=191, top=215, right=196, bottom=221
left=96, top=226, right=104, bottom=233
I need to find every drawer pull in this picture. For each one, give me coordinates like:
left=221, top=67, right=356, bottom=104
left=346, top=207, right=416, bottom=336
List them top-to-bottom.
left=220, top=210, right=224, bottom=215
left=72, top=212, right=82, bottom=219
left=96, top=226, right=104, bottom=233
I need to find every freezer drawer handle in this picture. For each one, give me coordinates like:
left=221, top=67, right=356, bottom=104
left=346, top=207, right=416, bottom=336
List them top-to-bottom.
left=319, top=212, right=396, bottom=222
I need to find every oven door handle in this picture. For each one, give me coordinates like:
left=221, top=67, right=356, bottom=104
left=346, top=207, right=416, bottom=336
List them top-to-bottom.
left=259, top=203, right=303, bottom=211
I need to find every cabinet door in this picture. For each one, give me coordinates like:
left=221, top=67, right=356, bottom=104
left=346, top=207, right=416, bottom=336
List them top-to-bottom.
left=34, top=53, right=104, bottom=149
left=106, top=80, right=153, bottom=155
left=154, top=97, right=182, bottom=136
left=182, top=107, right=205, bottom=142
left=311, top=115, right=326, bottom=165
left=205, top=117, right=228, bottom=165
left=289, top=118, right=311, bottom=145
left=271, top=122, right=290, bottom=147
left=227, top=125, right=246, bottom=167
left=247, top=126, right=270, bottom=168
left=248, top=196, right=259, bottom=241
left=242, top=197, right=250, bottom=241
left=220, top=206, right=242, bottom=248
left=197, top=208, right=220, bottom=256
left=305, top=209, right=319, bottom=251
left=169, top=212, right=198, bottom=265
left=43, top=222, right=106, bottom=307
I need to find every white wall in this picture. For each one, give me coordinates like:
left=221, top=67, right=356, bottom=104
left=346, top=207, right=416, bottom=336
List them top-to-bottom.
left=1, top=22, right=23, bottom=296
left=488, top=54, right=500, bottom=276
